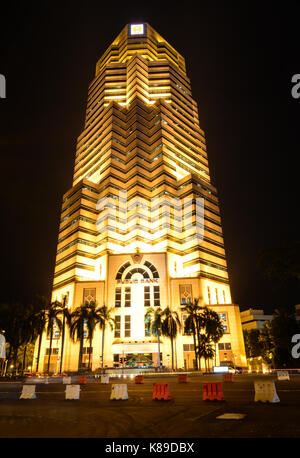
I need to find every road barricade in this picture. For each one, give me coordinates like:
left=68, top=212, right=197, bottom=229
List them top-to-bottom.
left=277, top=371, right=290, bottom=381
left=223, top=373, right=234, bottom=382
left=178, top=374, right=188, bottom=383
left=135, top=375, right=144, bottom=384
left=63, top=376, right=71, bottom=384
left=78, top=376, right=87, bottom=384
left=101, top=376, right=110, bottom=384
left=254, top=381, right=280, bottom=403
left=202, top=382, right=225, bottom=401
left=152, top=383, right=172, bottom=401
left=65, top=384, right=80, bottom=400
left=110, top=384, right=128, bottom=400
left=20, top=385, right=36, bottom=400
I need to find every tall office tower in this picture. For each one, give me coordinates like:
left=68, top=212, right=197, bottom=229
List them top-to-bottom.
left=35, top=23, right=246, bottom=372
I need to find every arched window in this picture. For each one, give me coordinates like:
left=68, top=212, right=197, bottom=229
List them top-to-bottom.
left=115, top=260, right=159, bottom=282
left=115, top=261, right=131, bottom=280
left=143, top=261, right=159, bottom=278
left=125, top=268, right=150, bottom=280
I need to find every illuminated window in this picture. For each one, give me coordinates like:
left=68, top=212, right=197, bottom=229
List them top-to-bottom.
left=116, top=261, right=131, bottom=280
left=144, top=261, right=159, bottom=278
left=125, top=268, right=150, bottom=280
left=179, top=285, right=192, bottom=305
left=144, top=286, right=151, bottom=307
left=154, top=286, right=160, bottom=306
left=125, top=287, right=131, bottom=307
left=83, top=288, right=96, bottom=304
left=115, top=288, right=121, bottom=307
left=218, top=313, right=228, bottom=332
left=182, top=314, right=192, bottom=335
left=124, top=315, right=131, bottom=337
left=145, top=315, right=151, bottom=336
left=114, top=316, right=121, bottom=338
left=83, top=319, right=89, bottom=338
left=47, top=320, right=60, bottom=339
left=183, top=344, right=194, bottom=351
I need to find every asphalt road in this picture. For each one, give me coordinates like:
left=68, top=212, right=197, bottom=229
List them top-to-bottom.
left=0, top=374, right=300, bottom=438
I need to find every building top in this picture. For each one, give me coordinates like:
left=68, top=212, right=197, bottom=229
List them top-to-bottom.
left=95, top=23, right=186, bottom=76
left=240, top=308, right=273, bottom=331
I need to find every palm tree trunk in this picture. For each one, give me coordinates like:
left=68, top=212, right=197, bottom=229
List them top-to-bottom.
left=59, top=314, right=66, bottom=374
left=196, top=321, right=201, bottom=370
left=78, top=324, right=84, bottom=372
left=101, top=326, right=105, bottom=369
left=192, top=327, right=198, bottom=370
left=47, top=329, right=53, bottom=374
left=36, top=333, right=42, bottom=372
left=157, top=333, right=161, bottom=367
left=88, top=336, right=92, bottom=370
left=171, top=336, right=174, bottom=370
left=215, top=343, right=217, bottom=367
left=13, top=345, right=19, bottom=374
left=22, top=345, right=27, bottom=375
left=4, top=346, right=12, bottom=376
left=13, top=347, right=18, bottom=375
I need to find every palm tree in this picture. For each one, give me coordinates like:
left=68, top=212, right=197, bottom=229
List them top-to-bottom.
left=32, top=296, right=49, bottom=372
left=55, top=296, right=72, bottom=374
left=182, top=299, right=203, bottom=370
left=0, top=301, right=35, bottom=375
left=70, top=301, right=100, bottom=372
left=45, top=302, right=62, bottom=374
left=97, top=305, right=115, bottom=369
left=270, top=305, right=300, bottom=368
left=145, top=307, right=163, bottom=368
left=161, top=307, right=181, bottom=370
left=201, top=307, right=224, bottom=368
left=20, top=310, right=37, bottom=376
left=197, top=334, right=215, bottom=372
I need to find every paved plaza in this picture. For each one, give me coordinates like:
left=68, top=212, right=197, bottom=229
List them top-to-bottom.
left=0, top=374, right=300, bottom=438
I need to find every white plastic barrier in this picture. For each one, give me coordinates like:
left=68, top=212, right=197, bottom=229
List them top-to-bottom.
left=277, top=371, right=290, bottom=381
left=63, top=376, right=72, bottom=384
left=101, top=376, right=109, bottom=384
left=254, top=381, right=280, bottom=403
left=65, top=384, right=80, bottom=400
left=110, top=384, right=128, bottom=400
left=20, top=385, right=36, bottom=399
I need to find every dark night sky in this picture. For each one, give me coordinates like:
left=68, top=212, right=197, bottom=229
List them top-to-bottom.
left=0, top=1, right=299, bottom=313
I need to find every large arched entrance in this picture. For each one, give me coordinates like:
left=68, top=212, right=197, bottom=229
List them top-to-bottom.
left=112, top=260, right=161, bottom=367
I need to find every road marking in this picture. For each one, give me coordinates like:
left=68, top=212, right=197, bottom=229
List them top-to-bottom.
left=217, top=413, right=246, bottom=420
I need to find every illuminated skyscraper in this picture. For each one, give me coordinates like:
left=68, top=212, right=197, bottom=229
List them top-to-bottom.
left=35, top=23, right=246, bottom=372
